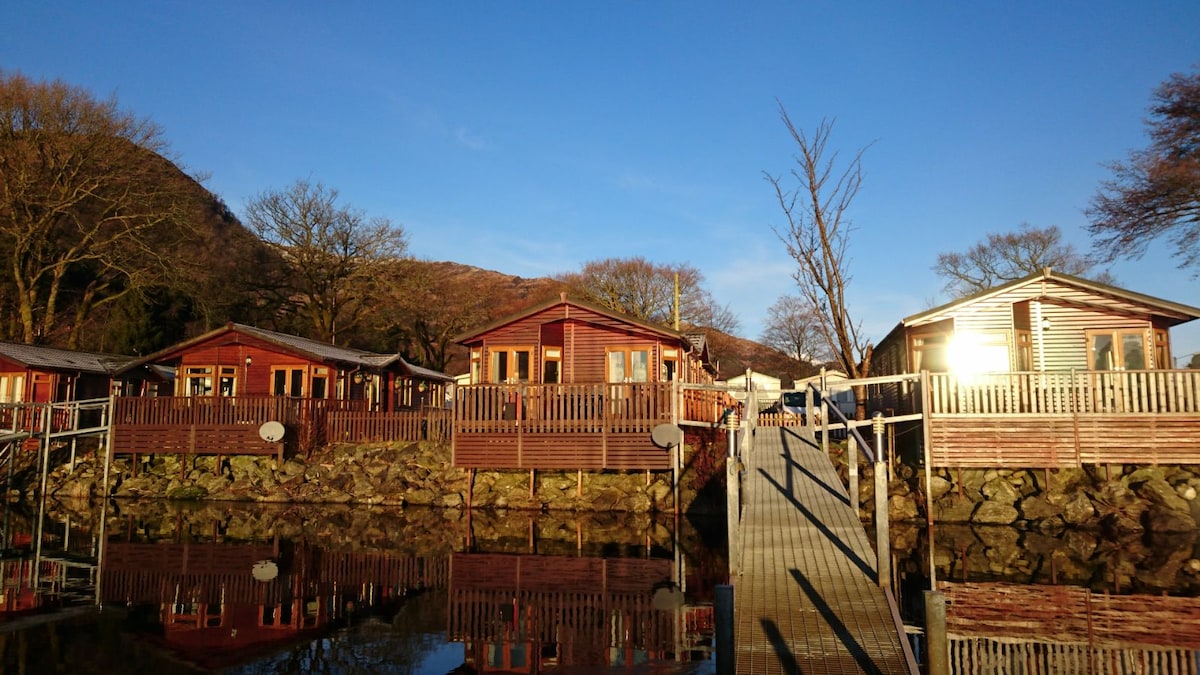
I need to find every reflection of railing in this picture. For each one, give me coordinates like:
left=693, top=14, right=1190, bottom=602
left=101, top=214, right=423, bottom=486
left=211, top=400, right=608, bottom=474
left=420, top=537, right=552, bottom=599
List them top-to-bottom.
left=928, top=369, right=1200, bottom=415
left=941, top=581, right=1200, bottom=651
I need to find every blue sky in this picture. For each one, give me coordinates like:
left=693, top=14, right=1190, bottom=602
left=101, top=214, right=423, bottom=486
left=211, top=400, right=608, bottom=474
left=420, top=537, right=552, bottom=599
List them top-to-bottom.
left=6, top=2, right=1199, bottom=360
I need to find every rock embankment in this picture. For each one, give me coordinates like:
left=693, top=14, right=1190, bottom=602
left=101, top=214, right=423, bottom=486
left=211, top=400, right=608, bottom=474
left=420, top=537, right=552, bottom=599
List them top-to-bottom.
left=39, top=440, right=712, bottom=514
left=828, top=442, right=1200, bottom=534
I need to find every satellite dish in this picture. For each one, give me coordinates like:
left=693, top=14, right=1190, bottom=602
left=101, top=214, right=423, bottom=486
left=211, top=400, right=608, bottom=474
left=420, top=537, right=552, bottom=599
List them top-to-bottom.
left=259, top=421, right=286, bottom=442
left=651, top=423, right=683, bottom=449
left=251, top=560, right=278, bottom=582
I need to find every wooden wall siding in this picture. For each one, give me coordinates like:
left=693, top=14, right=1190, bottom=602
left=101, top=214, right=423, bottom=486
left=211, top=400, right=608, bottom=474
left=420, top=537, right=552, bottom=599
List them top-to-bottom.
left=452, top=383, right=682, bottom=469
left=326, top=408, right=453, bottom=445
left=929, top=414, right=1200, bottom=467
left=941, top=582, right=1200, bottom=650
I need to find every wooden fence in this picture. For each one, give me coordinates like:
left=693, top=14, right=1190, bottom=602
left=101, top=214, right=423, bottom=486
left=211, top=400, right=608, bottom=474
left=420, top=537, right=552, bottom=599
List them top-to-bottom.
left=927, top=369, right=1200, bottom=415
left=326, top=408, right=453, bottom=445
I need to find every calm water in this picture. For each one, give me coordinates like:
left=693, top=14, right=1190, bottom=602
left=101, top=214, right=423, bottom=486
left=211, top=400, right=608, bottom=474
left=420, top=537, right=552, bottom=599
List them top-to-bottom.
left=0, top=499, right=725, bottom=674
left=4, top=499, right=1200, bottom=673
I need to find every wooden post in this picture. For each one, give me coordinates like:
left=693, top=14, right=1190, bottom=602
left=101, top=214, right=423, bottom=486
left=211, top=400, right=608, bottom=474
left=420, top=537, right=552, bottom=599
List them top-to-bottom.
left=873, top=413, right=890, bottom=589
left=715, top=584, right=735, bottom=675
left=924, top=590, right=949, bottom=675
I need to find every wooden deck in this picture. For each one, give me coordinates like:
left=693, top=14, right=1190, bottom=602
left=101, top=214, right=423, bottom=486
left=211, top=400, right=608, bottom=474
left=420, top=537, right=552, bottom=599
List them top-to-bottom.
left=923, top=370, right=1200, bottom=467
left=452, top=382, right=728, bottom=470
left=732, top=425, right=917, bottom=674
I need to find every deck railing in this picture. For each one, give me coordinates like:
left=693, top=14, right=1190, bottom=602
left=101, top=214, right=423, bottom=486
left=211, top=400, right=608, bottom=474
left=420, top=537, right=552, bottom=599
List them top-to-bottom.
left=927, top=369, right=1200, bottom=415
left=454, top=382, right=727, bottom=433
left=455, top=382, right=676, bottom=434
left=326, top=407, right=453, bottom=444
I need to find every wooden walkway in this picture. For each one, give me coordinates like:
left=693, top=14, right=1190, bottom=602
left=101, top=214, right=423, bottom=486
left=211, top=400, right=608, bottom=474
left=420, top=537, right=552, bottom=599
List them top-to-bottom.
left=732, top=425, right=917, bottom=674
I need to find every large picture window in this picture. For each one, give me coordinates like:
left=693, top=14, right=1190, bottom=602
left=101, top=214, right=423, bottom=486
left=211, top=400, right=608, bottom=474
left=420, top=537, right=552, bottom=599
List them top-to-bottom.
left=1089, top=330, right=1147, bottom=371
left=489, top=347, right=532, bottom=383
left=607, top=348, right=650, bottom=383
left=272, top=367, right=307, bottom=397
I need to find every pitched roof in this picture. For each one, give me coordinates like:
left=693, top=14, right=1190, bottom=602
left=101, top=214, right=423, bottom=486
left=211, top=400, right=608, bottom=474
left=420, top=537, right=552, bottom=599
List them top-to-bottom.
left=900, top=269, right=1200, bottom=328
left=454, top=293, right=697, bottom=345
left=117, top=323, right=452, bottom=380
left=0, top=341, right=134, bottom=375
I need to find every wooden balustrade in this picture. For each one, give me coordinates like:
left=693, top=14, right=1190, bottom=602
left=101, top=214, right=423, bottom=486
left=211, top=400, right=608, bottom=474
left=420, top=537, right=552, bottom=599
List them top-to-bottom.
left=927, top=369, right=1200, bottom=415
left=454, top=383, right=678, bottom=434
left=326, top=408, right=453, bottom=444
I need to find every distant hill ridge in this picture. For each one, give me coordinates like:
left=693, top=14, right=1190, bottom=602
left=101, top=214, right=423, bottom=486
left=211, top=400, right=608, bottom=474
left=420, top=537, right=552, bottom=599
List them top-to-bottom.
left=419, top=261, right=813, bottom=383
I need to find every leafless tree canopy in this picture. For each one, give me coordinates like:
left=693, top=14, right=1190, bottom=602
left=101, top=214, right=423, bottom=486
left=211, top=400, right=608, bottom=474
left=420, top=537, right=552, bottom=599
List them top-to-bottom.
left=1087, top=67, right=1200, bottom=274
left=0, top=71, right=200, bottom=346
left=766, top=107, right=873, bottom=394
left=244, top=179, right=409, bottom=344
left=933, top=223, right=1115, bottom=298
left=556, top=256, right=739, bottom=334
left=760, top=294, right=832, bottom=365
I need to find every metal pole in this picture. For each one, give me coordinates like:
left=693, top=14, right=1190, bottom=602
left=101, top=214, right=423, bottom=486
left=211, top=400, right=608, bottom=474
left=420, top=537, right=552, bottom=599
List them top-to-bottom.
left=726, top=409, right=740, bottom=576
left=873, top=412, right=890, bottom=589
left=715, top=584, right=735, bottom=675
left=924, top=590, right=949, bottom=675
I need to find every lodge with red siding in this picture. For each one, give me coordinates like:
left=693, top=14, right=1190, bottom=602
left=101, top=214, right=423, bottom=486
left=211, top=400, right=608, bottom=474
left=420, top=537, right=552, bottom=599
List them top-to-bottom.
left=452, top=293, right=726, bottom=470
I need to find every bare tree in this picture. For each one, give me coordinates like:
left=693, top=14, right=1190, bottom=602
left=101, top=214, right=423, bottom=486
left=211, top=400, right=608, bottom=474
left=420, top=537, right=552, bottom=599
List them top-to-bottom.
left=1088, top=67, right=1200, bottom=274
left=0, top=71, right=197, bottom=346
left=766, top=108, right=872, bottom=416
left=244, top=179, right=409, bottom=344
left=933, top=223, right=1114, bottom=298
left=556, top=256, right=738, bottom=333
left=760, top=295, right=831, bottom=364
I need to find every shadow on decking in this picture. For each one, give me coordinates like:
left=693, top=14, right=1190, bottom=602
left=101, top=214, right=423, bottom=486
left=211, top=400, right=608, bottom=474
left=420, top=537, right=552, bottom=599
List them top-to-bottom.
left=776, top=426, right=851, bottom=508
left=789, top=567, right=888, bottom=674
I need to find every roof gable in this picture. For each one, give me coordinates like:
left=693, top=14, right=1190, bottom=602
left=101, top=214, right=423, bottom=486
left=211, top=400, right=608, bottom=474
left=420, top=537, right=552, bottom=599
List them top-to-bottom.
left=901, top=269, right=1200, bottom=328
left=454, top=294, right=694, bottom=345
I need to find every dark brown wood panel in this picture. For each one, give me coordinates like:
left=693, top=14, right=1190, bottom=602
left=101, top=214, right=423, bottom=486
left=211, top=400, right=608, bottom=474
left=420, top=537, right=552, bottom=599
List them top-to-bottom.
left=929, top=413, right=1200, bottom=467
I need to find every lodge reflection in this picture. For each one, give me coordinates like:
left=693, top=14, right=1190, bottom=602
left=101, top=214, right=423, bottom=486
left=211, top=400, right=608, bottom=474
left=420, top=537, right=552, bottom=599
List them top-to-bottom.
left=86, top=506, right=718, bottom=672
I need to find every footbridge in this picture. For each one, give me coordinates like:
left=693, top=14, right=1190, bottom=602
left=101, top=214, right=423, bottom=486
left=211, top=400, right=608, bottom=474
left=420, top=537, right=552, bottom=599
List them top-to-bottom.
left=721, top=379, right=921, bottom=674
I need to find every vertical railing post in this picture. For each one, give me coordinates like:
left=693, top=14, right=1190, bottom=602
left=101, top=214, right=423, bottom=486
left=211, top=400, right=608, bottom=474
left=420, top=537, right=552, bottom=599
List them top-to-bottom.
left=726, top=403, right=740, bottom=576
left=873, top=411, right=891, bottom=590
left=715, top=583, right=735, bottom=674
left=924, top=590, right=949, bottom=675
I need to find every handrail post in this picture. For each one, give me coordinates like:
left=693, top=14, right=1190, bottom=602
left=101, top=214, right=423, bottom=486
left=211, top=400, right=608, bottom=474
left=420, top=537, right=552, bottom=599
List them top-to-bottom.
left=873, top=411, right=891, bottom=590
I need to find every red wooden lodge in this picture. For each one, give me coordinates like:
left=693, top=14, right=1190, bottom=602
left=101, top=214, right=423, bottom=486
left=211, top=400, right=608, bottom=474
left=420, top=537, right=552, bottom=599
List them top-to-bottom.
left=453, top=293, right=728, bottom=471
left=111, top=323, right=454, bottom=460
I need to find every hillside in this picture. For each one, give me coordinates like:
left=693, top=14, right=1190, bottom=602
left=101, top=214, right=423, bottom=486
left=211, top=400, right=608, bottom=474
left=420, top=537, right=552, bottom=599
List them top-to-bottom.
left=418, top=261, right=813, bottom=383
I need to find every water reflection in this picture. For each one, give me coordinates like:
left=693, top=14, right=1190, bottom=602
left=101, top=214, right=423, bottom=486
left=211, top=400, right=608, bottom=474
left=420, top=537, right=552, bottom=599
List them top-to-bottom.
left=0, top=500, right=724, bottom=673
left=892, top=522, right=1200, bottom=672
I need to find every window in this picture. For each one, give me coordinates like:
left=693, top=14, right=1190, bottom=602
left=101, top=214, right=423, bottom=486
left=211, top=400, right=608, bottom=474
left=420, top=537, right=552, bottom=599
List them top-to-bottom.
left=1154, top=329, right=1168, bottom=369
left=1089, top=330, right=1147, bottom=371
left=1015, top=331, right=1032, bottom=371
left=910, top=335, right=948, bottom=372
left=489, top=347, right=532, bottom=383
left=542, top=347, right=561, bottom=384
left=607, top=348, right=650, bottom=382
left=662, top=348, right=679, bottom=381
left=470, top=350, right=482, bottom=384
left=218, top=366, right=237, bottom=397
left=184, top=367, right=213, bottom=396
left=272, top=367, right=307, bottom=397
left=311, top=367, right=329, bottom=399
left=0, top=374, right=22, bottom=403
